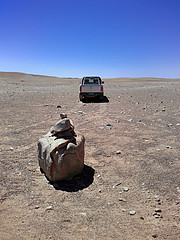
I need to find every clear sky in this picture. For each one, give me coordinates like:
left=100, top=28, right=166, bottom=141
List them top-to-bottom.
left=0, top=0, right=180, bottom=78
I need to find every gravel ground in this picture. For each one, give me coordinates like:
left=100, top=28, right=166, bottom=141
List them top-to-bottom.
left=0, top=72, right=180, bottom=240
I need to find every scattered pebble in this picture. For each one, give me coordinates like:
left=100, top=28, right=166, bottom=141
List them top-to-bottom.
left=78, top=111, right=86, bottom=114
left=128, top=119, right=133, bottom=122
left=116, top=150, right=121, bottom=154
left=113, top=181, right=122, bottom=188
left=123, top=187, right=129, bottom=192
left=154, top=194, right=160, bottom=201
left=119, top=198, right=127, bottom=202
left=46, top=206, right=53, bottom=210
left=129, top=210, right=136, bottom=215
left=79, top=212, right=87, bottom=216
left=152, top=234, right=158, bottom=238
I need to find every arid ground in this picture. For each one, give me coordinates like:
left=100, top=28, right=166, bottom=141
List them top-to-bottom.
left=0, top=72, right=180, bottom=240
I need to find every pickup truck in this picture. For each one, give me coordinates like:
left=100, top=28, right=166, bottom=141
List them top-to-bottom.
left=79, top=76, right=104, bottom=101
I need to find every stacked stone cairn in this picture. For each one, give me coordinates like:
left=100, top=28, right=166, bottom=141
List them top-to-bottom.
left=38, top=113, right=85, bottom=182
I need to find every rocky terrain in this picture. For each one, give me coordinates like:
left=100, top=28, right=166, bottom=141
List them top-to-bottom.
left=0, top=72, right=180, bottom=240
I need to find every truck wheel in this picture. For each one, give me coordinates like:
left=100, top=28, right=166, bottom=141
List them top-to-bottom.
left=79, top=95, right=83, bottom=101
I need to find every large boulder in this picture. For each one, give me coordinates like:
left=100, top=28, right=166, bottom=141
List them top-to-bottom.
left=37, top=114, right=85, bottom=182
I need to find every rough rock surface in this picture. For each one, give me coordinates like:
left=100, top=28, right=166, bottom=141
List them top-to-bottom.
left=38, top=114, right=85, bottom=182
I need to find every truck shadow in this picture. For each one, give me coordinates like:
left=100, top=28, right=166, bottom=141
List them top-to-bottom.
left=82, top=96, right=109, bottom=103
left=51, top=165, right=95, bottom=192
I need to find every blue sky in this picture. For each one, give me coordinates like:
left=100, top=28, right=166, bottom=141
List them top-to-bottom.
left=0, top=0, right=180, bottom=78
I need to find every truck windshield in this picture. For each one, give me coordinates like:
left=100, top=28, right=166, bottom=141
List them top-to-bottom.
left=83, top=78, right=100, bottom=84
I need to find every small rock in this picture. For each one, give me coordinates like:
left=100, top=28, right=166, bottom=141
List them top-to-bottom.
left=56, top=105, right=61, bottom=108
left=155, top=109, right=158, bottom=112
left=162, top=109, right=166, bottom=112
left=78, top=111, right=86, bottom=114
left=114, top=119, right=119, bottom=123
left=128, top=119, right=133, bottom=122
left=137, top=119, right=142, bottom=122
left=106, top=123, right=112, bottom=126
left=167, top=123, right=173, bottom=127
left=176, top=123, right=180, bottom=126
left=99, top=126, right=104, bottom=130
left=106, top=126, right=112, bottom=130
left=166, top=146, right=172, bottom=149
left=10, top=147, right=14, bottom=151
left=116, top=150, right=121, bottom=154
left=97, top=174, right=101, bottom=178
left=113, top=181, right=122, bottom=188
left=123, top=187, right=129, bottom=192
left=98, top=189, right=102, bottom=193
left=154, top=195, right=160, bottom=201
left=119, top=198, right=127, bottom=202
left=35, top=205, right=40, bottom=209
left=46, top=206, right=53, bottom=210
left=155, top=208, right=162, bottom=213
left=129, top=210, right=136, bottom=215
left=80, top=212, right=87, bottom=216
left=153, top=213, right=160, bottom=218
left=152, top=234, right=158, bottom=238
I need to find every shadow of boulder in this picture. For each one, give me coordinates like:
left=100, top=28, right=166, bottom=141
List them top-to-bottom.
left=51, top=165, right=95, bottom=192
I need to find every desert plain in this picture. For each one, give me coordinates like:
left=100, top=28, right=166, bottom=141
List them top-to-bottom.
left=0, top=72, right=180, bottom=240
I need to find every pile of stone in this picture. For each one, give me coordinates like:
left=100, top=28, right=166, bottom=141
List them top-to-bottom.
left=37, top=113, right=85, bottom=182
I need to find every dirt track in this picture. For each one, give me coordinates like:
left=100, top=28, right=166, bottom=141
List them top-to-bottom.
left=0, top=72, right=180, bottom=240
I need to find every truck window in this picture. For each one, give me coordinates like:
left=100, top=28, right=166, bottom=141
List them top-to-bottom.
left=83, top=78, right=100, bottom=84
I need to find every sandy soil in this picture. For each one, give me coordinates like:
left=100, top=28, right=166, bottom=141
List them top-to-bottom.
left=0, top=72, right=180, bottom=240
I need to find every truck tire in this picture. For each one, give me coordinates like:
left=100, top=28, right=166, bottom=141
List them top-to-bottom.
left=79, top=94, right=83, bottom=101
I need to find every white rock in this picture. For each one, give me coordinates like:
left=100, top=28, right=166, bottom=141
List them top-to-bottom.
left=116, top=150, right=121, bottom=154
left=123, top=187, right=129, bottom=192
left=46, top=206, right=53, bottom=210
left=129, top=210, right=136, bottom=215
